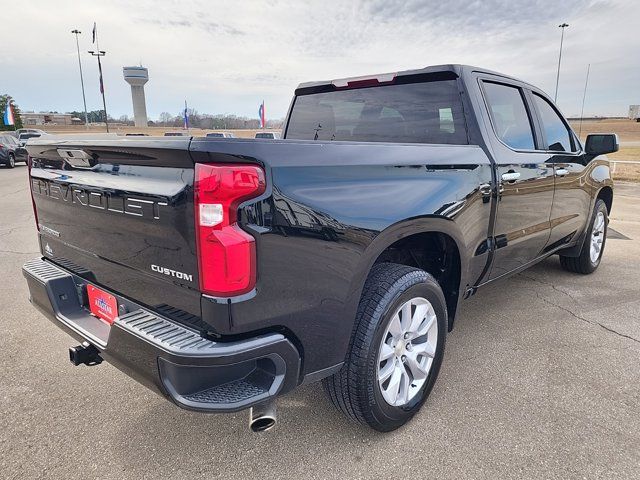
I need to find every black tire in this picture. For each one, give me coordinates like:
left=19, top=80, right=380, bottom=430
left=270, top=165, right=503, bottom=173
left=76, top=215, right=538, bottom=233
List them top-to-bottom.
left=7, top=153, right=15, bottom=168
left=559, top=199, right=608, bottom=274
left=322, top=262, right=447, bottom=432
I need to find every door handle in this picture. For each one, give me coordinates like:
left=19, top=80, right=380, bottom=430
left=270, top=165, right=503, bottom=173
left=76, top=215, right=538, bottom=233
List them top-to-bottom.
left=556, top=168, right=569, bottom=176
left=501, top=171, right=521, bottom=182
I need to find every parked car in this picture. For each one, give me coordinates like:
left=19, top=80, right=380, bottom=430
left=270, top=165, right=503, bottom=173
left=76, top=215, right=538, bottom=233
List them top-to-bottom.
left=22, top=64, right=616, bottom=433
left=16, top=128, right=47, bottom=137
left=255, top=131, right=280, bottom=139
left=18, top=132, right=43, bottom=146
left=164, top=132, right=188, bottom=137
left=206, top=132, right=236, bottom=138
left=0, top=134, right=28, bottom=168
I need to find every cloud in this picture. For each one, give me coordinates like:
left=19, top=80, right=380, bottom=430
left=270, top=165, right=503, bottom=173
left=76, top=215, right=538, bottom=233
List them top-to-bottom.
left=2, top=0, right=639, bottom=119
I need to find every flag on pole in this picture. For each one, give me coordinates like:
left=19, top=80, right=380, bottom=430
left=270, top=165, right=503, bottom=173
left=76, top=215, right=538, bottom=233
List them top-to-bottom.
left=92, top=22, right=97, bottom=43
left=183, top=100, right=189, bottom=129
left=3, top=101, right=15, bottom=126
left=258, top=101, right=265, bottom=128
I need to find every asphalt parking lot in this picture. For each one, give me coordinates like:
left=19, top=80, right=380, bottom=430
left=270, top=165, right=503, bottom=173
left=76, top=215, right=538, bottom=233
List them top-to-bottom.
left=1, top=164, right=639, bottom=479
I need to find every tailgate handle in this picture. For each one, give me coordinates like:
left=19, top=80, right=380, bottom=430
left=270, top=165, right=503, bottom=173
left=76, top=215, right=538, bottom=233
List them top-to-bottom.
left=57, top=149, right=93, bottom=168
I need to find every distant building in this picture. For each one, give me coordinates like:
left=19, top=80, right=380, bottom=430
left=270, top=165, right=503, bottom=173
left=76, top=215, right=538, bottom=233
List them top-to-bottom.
left=629, top=105, right=640, bottom=120
left=20, top=112, right=76, bottom=126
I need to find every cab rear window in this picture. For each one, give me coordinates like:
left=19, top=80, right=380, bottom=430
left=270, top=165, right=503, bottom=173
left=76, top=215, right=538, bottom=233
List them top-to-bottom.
left=285, top=80, right=467, bottom=145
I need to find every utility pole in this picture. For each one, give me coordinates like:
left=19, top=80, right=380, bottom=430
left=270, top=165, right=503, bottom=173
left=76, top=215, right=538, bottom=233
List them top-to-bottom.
left=88, top=23, right=109, bottom=132
left=554, top=23, right=569, bottom=103
left=71, top=29, right=89, bottom=129
left=578, top=64, right=591, bottom=139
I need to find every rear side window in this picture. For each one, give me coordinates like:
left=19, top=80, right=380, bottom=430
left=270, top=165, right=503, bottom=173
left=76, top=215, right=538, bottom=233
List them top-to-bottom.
left=285, top=80, right=468, bottom=144
left=483, top=82, right=535, bottom=150
left=532, top=94, right=575, bottom=152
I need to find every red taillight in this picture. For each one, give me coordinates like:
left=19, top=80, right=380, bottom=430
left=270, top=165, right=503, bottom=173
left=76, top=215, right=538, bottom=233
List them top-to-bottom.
left=194, top=163, right=266, bottom=297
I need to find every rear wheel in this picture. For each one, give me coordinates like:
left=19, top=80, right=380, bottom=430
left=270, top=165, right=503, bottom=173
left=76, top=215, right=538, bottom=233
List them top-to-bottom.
left=7, top=153, right=15, bottom=168
left=559, top=199, right=608, bottom=274
left=323, top=263, right=447, bottom=432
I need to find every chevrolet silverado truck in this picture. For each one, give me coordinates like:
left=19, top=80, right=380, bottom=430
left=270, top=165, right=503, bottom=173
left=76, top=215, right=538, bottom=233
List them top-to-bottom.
left=23, top=64, right=617, bottom=432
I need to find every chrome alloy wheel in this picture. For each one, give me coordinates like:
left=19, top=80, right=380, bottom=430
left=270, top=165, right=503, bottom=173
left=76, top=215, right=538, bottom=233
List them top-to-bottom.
left=590, top=211, right=606, bottom=263
left=377, top=297, right=438, bottom=407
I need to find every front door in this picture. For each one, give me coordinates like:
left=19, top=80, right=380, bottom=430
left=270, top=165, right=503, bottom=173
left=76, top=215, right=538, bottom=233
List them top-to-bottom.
left=529, top=92, right=592, bottom=250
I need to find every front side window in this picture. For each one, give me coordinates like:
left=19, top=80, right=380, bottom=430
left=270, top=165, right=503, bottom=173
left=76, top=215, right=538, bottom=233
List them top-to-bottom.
left=286, top=79, right=468, bottom=145
left=483, top=82, right=535, bottom=150
left=532, top=94, right=575, bottom=152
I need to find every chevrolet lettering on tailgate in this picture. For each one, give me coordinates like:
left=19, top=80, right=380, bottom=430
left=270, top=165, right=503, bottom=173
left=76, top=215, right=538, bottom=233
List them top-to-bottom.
left=30, top=178, right=168, bottom=220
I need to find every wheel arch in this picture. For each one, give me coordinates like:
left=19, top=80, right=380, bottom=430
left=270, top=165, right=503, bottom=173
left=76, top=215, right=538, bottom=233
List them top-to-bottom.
left=597, top=185, right=613, bottom=214
left=349, top=217, right=469, bottom=332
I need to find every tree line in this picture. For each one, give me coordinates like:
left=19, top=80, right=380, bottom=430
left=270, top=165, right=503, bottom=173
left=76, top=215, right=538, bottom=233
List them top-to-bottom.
left=69, top=109, right=284, bottom=129
left=153, top=109, right=283, bottom=130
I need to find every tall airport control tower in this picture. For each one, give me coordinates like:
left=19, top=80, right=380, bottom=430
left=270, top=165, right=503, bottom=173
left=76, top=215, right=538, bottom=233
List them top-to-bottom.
left=123, top=66, right=149, bottom=127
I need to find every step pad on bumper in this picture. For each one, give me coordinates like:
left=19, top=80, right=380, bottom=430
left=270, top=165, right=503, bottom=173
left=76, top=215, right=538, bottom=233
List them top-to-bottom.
left=117, top=309, right=216, bottom=353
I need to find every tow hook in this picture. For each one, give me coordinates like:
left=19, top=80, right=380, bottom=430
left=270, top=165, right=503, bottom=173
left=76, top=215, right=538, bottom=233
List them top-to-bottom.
left=69, top=342, right=103, bottom=366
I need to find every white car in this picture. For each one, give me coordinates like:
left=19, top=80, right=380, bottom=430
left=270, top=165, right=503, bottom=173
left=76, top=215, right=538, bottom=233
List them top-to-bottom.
left=16, top=128, right=47, bottom=137
left=18, top=132, right=43, bottom=146
left=206, top=132, right=236, bottom=138
left=255, top=132, right=281, bottom=139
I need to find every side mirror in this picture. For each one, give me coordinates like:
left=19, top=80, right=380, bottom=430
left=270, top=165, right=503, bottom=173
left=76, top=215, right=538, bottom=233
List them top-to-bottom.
left=585, top=133, right=619, bottom=156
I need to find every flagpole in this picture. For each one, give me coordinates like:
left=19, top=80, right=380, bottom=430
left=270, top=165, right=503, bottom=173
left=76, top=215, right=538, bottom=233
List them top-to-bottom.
left=88, top=22, right=109, bottom=133
left=71, top=29, right=89, bottom=129
left=98, top=54, right=109, bottom=133
left=578, top=64, right=591, bottom=139
left=184, top=100, right=190, bottom=134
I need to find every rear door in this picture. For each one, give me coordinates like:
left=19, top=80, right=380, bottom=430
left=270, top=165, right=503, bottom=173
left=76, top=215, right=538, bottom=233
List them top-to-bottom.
left=478, top=79, right=556, bottom=279
left=529, top=92, right=591, bottom=249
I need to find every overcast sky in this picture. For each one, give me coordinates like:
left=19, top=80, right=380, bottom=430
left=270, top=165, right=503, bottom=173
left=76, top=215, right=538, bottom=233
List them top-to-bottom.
left=4, top=0, right=639, bottom=120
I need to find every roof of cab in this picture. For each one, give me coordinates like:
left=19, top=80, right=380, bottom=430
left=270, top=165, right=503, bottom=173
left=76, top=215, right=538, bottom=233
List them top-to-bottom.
left=294, top=64, right=530, bottom=94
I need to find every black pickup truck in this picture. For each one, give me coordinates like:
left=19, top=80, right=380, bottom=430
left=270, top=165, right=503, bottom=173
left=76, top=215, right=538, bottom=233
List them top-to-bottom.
left=23, top=64, right=617, bottom=432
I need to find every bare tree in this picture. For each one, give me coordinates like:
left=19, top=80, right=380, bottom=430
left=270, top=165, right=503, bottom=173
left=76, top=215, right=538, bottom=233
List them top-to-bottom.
left=159, top=112, right=173, bottom=126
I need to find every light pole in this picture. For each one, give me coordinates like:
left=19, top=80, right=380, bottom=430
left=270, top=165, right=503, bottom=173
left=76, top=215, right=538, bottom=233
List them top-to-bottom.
left=554, top=22, right=569, bottom=103
left=71, top=29, right=89, bottom=129
left=88, top=49, right=109, bottom=132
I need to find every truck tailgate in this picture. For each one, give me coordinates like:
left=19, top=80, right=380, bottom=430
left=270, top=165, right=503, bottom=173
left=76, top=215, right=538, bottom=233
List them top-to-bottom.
left=26, top=138, right=204, bottom=327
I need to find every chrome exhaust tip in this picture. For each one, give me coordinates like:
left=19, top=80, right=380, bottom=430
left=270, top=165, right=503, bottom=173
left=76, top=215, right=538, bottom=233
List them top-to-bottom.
left=249, top=401, right=277, bottom=432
